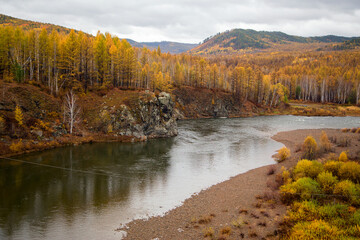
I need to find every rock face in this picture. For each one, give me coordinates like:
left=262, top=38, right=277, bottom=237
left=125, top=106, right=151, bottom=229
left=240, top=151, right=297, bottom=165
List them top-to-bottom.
left=173, top=86, right=262, bottom=118
left=101, top=92, right=178, bottom=139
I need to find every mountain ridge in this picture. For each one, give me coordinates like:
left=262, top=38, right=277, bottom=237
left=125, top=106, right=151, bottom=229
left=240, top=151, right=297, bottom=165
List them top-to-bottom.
left=191, top=28, right=357, bottom=54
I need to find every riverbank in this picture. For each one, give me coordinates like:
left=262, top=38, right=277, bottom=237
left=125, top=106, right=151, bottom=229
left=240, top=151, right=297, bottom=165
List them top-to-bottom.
left=1, top=79, right=360, bottom=158
left=121, top=128, right=360, bottom=239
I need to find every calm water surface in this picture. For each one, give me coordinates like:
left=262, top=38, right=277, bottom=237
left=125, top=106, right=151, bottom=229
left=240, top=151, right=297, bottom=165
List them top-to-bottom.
left=0, top=116, right=359, bottom=240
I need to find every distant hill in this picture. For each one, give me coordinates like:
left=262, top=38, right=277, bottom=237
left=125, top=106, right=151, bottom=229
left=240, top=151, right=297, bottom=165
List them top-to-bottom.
left=0, top=13, right=74, bottom=34
left=190, top=29, right=355, bottom=55
left=330, top=38, right=360, bottom=50
left=126, top=39, right=198, bottom=54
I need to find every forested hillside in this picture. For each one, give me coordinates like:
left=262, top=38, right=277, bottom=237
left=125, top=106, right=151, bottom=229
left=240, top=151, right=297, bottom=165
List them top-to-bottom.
left=0, top=14, right=74, bottom=34
left=1, top=26, right=359, bottom=106
left=191, top=28, right=353, bottom=55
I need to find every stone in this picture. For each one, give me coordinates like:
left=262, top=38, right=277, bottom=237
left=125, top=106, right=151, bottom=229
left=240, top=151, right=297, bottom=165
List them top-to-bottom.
left=100, top=91, right=177, bottom=139
left=31, top=129, right=43, bottom=137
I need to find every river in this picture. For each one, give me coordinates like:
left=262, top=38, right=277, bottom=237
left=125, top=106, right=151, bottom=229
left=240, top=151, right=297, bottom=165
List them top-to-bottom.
left=0, top=116, right=359, bottom=240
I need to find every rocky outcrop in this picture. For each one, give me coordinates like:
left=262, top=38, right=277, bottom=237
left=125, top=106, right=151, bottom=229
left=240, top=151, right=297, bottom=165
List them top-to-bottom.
left=173, top=86, right=259, bottom=118
left=100, top=92, right=178, bottom=139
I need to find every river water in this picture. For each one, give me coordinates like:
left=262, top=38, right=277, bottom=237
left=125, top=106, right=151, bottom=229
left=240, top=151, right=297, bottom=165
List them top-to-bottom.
left=0, top=116, right=359, bottom=240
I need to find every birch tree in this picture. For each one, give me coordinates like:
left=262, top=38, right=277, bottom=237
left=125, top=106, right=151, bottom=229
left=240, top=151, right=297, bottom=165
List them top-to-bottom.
left=64, top=90, right=80, bottom=134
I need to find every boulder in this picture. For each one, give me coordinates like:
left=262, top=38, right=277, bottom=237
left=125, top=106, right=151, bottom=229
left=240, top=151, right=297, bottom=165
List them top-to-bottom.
left=103, top=92, right=178, bottom=139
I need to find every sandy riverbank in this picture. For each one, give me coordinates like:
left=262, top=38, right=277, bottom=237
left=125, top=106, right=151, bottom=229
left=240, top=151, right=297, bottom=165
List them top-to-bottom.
left=121, top=128, right=360, bottom=239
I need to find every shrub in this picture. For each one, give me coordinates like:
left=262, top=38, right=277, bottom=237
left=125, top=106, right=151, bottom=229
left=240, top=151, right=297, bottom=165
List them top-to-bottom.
left=14, top=105, right=24, bottom=126
left=320, top=131, right=332, bottom=152
left=303, top=136, right=317, bottom=159
left=9, top=139, right=24, bottom=152
left=276, top=146, right=291, bottom=162
left=338, top=151, right=348, bottom=162
left=293, top=159, right=324, bottom=180
left=323, top=160, right=343, bottom=177
left=339, top=162, right=360, bottom=183
left=317, top=171, right=338, bottom=194
left=280, top=177, right=321, bottom=202
left=334, top=180, right=359, bottom=203
left=286, top=200, right=319, bottom=222
left=352, top=210, right=360, bottom=225
left=288, top=219, right=341, bottom=239
left=220, top=226, right=231, bottom=235
left=202, top=227, right=214, bottom=237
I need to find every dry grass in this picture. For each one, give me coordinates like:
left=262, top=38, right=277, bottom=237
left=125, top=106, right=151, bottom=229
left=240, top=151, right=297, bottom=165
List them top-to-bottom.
left=197, top=215, right=214, bottom=224
left=220, top=226, right=231, bottom=235
left=203, top=227, right=214, bottom=238
left=249, top=231, right=258, bottom=238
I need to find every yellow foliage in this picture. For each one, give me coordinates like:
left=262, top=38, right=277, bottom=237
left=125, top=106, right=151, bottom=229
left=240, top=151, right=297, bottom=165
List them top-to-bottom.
left=14, top=105, right=24, bottom=126
left=37, top=120, right=50, bottom=131
left=303, top=136, right=317, bottom=160
left=9, top=139, right=24, bottom=152
left=276, top=146, right=291, bottom=162
left=339, top=151, right=348, bottom=162
left=288, top=219, right=341, bottom=239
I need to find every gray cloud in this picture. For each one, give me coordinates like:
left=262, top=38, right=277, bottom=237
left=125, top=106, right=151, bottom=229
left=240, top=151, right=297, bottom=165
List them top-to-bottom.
left=1, top=0, right=360, bottom=43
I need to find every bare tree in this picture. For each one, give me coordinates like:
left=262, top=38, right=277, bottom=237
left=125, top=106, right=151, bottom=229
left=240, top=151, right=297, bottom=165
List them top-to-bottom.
left=63, top=90, right=80, bottom=134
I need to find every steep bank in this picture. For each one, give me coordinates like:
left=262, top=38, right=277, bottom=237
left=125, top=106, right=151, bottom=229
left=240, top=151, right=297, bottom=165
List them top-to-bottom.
left=0, top=81, right=177, bottom=157
left=173, top=86, right=360, bottom=119
left=173, top=86, right=263, bottom=118
left=121, top=128, right=360, bottom=239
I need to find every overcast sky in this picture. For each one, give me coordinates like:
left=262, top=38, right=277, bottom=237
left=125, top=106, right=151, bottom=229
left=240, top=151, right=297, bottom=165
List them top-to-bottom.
left=1, top=0, right=360, bottom=43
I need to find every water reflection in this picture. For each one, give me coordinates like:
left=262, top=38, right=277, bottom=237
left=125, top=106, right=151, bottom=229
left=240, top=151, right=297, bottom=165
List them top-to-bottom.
left=0, top=116, right=359, bottom=240
left=0, top=138, right=174, bottom=238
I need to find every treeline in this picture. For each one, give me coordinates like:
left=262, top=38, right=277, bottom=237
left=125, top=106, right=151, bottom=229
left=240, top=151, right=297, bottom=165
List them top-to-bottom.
left=1, top=26, right=360, bottom=105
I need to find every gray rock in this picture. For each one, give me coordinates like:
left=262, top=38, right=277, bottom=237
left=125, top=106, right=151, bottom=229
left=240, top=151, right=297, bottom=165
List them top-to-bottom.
left=100, top=92, right=177, bottom=139
left=31, top=129, right=43, bottom=137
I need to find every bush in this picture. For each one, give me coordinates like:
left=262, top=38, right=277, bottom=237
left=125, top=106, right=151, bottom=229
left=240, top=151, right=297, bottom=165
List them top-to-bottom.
left=320, top=131, right=332, bottom=152
left=303, top=136, right=318, bottom=159
left=9, top=139, right=24, bottom=152
left=276, top=146, right=291, bottom=162
left=338, top=151, right=348, bottom=162
left=293, top=159, right=324, bottom=180
left=323, top=160, right=343, bottom=177
left=339, top=162, right=360, bottom=183
left=317, top=171, right=338, bottom=194
left=280, top=177, right=321, bottom=202
left=333, top=180, right=359, bottom=203
left=286, top=200, right=319, bottom=222
left=352, top=210, right=360, bottom=225
left=288, top=219, right=341, bottom=239
left=202, top=227, right=214, bottom=237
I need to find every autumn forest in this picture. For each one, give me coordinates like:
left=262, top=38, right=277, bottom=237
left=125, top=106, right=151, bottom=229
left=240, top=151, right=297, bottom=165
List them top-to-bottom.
left=1, top=26, right=360, bottom=107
